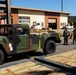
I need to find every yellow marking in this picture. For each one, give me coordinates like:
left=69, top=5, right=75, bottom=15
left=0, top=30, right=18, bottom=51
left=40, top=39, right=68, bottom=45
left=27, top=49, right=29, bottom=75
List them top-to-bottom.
left=54, top=30, right=62, bottom=41
left=57, top=32, right=62, bottom=41
left=38, top=34, right=41, bottom=49
left=39, top=38, right=41, bottom=49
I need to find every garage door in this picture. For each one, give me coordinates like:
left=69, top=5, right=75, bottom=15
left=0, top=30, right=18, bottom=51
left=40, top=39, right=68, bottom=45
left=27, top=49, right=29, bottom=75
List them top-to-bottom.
left=48, top=19, right=57, bottom=29
left=48, top=19, right=56, bottom=23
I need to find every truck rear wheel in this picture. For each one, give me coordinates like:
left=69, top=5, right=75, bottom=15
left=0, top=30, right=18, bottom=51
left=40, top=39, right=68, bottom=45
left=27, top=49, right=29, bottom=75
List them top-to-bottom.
left=43, top=40, right=56, bottom=54
left=0, top=50, right=4, bottom=64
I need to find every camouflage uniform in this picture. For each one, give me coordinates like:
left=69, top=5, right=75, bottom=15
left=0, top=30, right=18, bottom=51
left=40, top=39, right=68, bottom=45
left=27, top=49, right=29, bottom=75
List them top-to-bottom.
left=63, top=28, right=70, bottom=45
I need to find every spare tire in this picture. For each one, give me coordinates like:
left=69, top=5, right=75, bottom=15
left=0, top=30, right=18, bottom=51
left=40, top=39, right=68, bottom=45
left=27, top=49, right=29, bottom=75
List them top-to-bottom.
left=43, top=40, right=56, bottom=54
left=0, top=50, right=4, bottom=65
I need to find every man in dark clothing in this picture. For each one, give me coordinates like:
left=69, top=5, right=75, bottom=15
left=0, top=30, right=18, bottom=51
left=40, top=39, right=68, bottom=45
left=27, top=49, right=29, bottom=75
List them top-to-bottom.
left=73, top=27, right=76, bottom=44
left=63, top=28, right=70, bottom=45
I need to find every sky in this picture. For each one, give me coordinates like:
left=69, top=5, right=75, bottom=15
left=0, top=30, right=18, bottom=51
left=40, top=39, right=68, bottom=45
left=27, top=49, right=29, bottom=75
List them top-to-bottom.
left=11, top=0, right=76, bottom=16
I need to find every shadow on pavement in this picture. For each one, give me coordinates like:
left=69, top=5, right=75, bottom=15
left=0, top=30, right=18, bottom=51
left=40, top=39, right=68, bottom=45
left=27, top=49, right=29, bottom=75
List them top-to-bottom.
left=4, top=51, right=44, bottom=64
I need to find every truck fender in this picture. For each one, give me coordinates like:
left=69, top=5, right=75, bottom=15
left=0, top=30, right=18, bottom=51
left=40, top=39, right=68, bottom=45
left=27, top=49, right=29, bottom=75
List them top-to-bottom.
left=0, top=44, right=7, bottom=56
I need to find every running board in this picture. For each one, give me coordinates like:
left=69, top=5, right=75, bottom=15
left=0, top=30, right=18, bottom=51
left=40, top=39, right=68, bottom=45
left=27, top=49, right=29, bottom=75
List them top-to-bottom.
left=34, top=56, right=76, bottom=73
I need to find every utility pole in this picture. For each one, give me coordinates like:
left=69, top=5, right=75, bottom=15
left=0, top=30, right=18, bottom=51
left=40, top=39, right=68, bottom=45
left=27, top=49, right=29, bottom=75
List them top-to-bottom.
left=0, top=0, right=11, bottom=24
left=6, top=0, right=11, bottom=24
left=61, top=0, right=63, bottom=12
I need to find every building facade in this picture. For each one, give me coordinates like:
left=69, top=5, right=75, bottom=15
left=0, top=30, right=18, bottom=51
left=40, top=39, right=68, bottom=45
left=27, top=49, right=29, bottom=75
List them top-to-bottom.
left=0, top=6, right=70, bottom=29
left=18, top=10, right=45, bottom=28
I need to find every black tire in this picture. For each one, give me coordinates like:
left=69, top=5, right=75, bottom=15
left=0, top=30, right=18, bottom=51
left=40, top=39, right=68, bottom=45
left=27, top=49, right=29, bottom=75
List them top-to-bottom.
left=43, top=40, right=56, bottom=54
left=0, top=50, right=4, bottom=65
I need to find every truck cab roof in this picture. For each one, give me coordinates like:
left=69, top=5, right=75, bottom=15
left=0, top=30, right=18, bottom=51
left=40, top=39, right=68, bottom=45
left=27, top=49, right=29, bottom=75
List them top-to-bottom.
left=0, top=24, right=29, bottom=28
left=0, top=24, right=29, bottom=36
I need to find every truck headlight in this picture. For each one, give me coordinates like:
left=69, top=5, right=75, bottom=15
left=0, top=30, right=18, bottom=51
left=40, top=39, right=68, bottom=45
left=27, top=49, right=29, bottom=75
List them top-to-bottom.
left=9, top=43, right=13, bottom=51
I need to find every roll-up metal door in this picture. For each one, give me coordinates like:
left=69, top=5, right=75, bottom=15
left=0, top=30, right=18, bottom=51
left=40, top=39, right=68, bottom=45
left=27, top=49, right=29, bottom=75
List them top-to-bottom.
left=48, top=19, right=56, bottom=23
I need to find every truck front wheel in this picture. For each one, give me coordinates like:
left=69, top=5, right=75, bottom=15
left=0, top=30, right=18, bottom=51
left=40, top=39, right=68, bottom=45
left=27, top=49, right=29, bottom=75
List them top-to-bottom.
left=43, top=40, right=56, bottom=54
left=0, top=50, right=4, bottom=65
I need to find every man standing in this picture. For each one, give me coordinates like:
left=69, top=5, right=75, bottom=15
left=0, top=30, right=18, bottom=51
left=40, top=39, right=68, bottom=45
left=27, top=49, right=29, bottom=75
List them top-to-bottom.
left=73, top=27, right=76, bottom=44
left=63, top=28, right=70, bottom=45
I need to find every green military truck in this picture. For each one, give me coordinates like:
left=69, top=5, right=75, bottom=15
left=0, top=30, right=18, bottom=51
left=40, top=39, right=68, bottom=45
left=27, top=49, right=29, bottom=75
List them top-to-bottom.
left=0, top=24, right=61, bottom=64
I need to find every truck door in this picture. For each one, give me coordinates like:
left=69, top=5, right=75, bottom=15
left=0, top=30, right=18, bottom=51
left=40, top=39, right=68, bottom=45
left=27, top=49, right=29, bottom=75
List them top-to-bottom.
left=14, top=27, right=30, bottom=52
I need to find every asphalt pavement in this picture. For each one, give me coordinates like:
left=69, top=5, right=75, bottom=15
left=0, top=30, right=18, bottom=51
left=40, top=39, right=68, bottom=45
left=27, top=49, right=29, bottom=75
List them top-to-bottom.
left=55, top=37, right=76, bottom=54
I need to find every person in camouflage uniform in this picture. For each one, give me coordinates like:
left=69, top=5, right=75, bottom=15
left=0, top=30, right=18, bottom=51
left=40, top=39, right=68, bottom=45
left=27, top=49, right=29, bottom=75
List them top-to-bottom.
left=73, top=27, right=76, bottom=44
left=63, top=28, right=70, bottom=45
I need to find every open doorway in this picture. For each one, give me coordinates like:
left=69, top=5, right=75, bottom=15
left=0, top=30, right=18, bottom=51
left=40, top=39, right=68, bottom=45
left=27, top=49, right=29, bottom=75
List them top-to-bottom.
left=48, top=18, right=57, bottom=29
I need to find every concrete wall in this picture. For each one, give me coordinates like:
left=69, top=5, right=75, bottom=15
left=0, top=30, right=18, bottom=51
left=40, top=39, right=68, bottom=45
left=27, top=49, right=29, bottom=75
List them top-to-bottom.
left=18, top=10, right=45, bottom=28
left=60, top=14, right=68, bottom=28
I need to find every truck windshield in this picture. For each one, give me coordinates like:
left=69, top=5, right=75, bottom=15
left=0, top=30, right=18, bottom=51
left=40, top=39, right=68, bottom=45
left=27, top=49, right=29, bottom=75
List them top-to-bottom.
left=0, top=26, right=13, bottom=36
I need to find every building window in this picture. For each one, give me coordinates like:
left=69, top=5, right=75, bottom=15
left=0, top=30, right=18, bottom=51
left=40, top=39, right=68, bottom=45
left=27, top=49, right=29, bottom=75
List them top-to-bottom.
left=19, top=16, right=30, bottom=25
left=61, top=22, right=66, bottom=26
left=61, top=23, right=63, bottom=26
left=63, top=23, right=64, bottom=26
left=64, top=23, right=66, bottom=26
